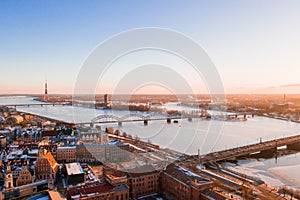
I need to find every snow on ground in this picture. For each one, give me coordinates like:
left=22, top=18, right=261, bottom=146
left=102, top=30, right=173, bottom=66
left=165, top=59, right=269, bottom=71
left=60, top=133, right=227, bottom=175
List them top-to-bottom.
left=237, top=159, right=265, bottom=168
left=225, top=160, right=300, bottom=188
left=268, top=164, right=300, bottom=186
left=227, top=165, right=285, bottom=187
left=258, top=173, right=285, bottom=187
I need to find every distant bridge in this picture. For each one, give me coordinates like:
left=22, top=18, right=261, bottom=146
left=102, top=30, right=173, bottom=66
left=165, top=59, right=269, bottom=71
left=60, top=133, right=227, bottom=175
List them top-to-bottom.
left=2, top=102, right=72, bottom=108
left=84, top=112, right=253, bottom=126
left=87, top=113, right=174, bottom=126
left=91, top=113, right=150, bottom=123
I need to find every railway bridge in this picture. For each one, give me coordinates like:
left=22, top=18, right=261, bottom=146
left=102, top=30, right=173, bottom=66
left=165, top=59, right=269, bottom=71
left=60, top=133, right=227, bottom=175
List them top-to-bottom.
left=80, top=112, right=254, bottom=127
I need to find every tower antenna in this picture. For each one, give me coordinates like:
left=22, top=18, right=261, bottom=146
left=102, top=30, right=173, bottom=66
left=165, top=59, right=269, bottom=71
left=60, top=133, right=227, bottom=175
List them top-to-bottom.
left=44, top=76, right=48, bottom=102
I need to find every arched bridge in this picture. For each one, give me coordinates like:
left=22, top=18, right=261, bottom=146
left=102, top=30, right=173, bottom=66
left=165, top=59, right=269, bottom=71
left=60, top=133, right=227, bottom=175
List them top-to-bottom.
left=91, top=113, right=151, bottom=124
left=119, top=113, right=150, bottom=121
left=91, top=114, right=121, bottom=123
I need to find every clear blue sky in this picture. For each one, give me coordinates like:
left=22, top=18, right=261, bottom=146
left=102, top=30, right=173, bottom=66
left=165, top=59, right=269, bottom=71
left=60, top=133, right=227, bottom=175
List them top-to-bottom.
left=1, top=0, right=300, bottom=94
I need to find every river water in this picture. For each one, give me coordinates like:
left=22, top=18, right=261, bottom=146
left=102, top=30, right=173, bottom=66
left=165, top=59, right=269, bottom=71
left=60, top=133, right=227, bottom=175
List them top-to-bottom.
left=1, top=96, right=300, bottom=189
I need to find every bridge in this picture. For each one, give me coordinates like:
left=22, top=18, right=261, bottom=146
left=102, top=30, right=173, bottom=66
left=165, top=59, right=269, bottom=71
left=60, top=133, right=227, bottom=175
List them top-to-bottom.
left=2, top=102, right=72, bottom=108
left=77, top=112, right=253, bottom=127
left=77, top=113, right=204, bottom=127
left=91, top=113, right=150, bottom=123
left=92, top=113, right=153, bottom=126
left=190, top=134, right=300, bottom=165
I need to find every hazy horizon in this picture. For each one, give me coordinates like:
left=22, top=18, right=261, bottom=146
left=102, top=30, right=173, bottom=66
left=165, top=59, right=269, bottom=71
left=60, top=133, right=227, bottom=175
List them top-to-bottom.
left=2, top=83, right=300, bottom=95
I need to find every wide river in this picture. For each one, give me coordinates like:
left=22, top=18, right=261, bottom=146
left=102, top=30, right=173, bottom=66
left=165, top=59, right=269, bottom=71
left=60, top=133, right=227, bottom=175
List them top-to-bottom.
left=1, top=96, right=300, bottom=189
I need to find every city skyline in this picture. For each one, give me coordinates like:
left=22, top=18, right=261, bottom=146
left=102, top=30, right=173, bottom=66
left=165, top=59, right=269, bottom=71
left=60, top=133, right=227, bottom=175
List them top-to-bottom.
left=1, top=1, right=300, bottom=94
left=1, top=1, right=300, bottom=199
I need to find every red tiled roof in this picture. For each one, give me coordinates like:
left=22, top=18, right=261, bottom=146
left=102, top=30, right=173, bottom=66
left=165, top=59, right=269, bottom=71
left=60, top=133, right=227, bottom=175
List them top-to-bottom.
left=44, top=152, right=59, bottom=173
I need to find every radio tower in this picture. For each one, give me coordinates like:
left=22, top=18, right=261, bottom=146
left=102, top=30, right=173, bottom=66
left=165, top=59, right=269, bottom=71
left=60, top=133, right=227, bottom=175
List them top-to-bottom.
left=44, top=77, right=48, bottom=102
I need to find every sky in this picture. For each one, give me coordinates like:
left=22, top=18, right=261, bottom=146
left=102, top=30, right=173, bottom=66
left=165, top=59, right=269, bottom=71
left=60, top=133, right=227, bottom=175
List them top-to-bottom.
left=1, top=0, right=300, bottom=94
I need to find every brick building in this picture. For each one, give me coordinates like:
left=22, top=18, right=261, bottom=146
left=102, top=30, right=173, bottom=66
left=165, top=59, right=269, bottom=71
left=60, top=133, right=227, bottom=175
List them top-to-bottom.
left=76, top=143, right=130, bottom=163
left=57, top=146, right=76, bottom=163
left=35, top=151, right=59, bottom=180
left=162, top=164, right=212, bottom=200
left=127, top=165, right=161, bottom=199
left=16, top=166, right=34, bottom=187
left=104, top=168, right=129, bottom=200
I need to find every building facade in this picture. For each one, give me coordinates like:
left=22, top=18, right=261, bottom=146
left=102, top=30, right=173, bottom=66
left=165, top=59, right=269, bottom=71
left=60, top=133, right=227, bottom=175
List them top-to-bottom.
left=76, top=143, right=130, bottom=164
left=57, top=146, right=76, bottom=163
left=34, top=151, right=59, bottom=180
left=65, top=163, right=84, bottom=185
left=162, top=164, right=212, bottom=200
left=127, top=165, right=161, bottom=199
left=16, top=166, right=33, bottom=187
left=104, top=168, right=129, bottom=200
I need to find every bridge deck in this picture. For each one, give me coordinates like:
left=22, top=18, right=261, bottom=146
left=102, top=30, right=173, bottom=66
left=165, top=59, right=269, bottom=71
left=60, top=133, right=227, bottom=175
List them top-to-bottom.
left=2, top=103, right=71, bottom=107
left=192, top=134, right=300, bottom=164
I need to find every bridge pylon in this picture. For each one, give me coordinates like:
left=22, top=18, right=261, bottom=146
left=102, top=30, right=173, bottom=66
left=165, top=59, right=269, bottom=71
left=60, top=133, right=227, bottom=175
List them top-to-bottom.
left=144, top=120, right=148, bottom=126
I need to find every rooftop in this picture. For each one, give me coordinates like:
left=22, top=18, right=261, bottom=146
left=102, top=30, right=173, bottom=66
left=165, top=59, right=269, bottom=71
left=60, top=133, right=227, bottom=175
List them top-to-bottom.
left=58, top=146, right=76, bottom=150
left=28, top=149, right=39, bottom=155
left=43, top=151, right=59, bottom=173
left=66, top=162, right=84, bottom=176
left=164, top=163, right=211, bottom=186
left=126, top=165, right=160, bottom=178
left=105, top=169, right=127, bottom=185
left=68, top=183, right=114, bottom=199
left=48, top=190, right=66, bottom=200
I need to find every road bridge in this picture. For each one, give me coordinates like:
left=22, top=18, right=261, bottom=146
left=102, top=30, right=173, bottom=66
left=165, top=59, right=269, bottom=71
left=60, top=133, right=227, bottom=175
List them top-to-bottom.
left=191, top=134, right=300, bottom=164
